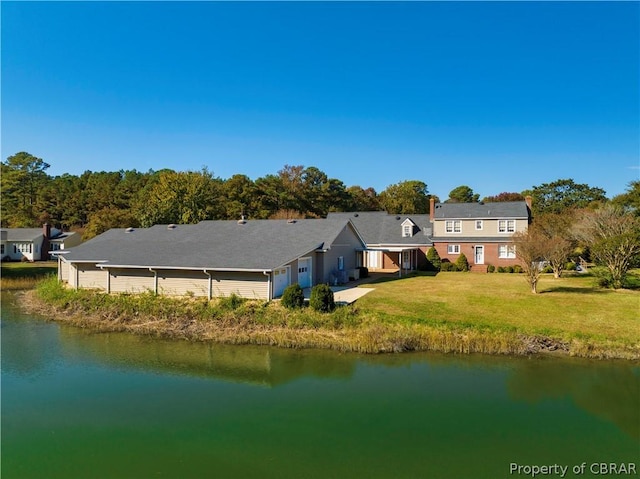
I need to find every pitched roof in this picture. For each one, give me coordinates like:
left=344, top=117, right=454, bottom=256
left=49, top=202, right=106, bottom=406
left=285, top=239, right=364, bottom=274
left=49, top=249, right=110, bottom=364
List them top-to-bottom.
left=432, top=201, right=529, bottom=219
left=327, top=211, right=432, bottom=246
left=63, top=218, right=362, bottom=271
left=0, top=227, right=62, bottom=241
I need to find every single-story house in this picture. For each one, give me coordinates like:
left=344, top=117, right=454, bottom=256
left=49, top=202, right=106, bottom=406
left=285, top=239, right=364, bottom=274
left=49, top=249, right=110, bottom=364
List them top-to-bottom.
left=430, top=197, right=532, bottom=271
left=327, top=211, right=432, bottom=276
left=58, top=218, right=365, bottom=300
left=1, top=224, right=81, bottom=262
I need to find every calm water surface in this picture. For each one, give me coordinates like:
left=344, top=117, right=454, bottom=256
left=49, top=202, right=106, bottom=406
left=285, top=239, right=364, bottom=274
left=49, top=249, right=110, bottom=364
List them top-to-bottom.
left=2, top=293, right=638, bottom=478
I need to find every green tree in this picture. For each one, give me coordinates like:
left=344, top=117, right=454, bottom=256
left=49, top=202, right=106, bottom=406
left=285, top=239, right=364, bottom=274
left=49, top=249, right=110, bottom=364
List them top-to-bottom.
left=1, top=152, right=51, bottom=227
left=134, top=168, right=223, bottom=227
left=222, top=174, right=259, bottom=219
left=523, top=179, right=607, bottom=215
left=379, top=180, right=429, bottom=214
left=611, top=181, right=640, bottom=216
left=446, top=185, right=479, bottom=203
left=346, top=186, right=381, bottom=211
left=481, top=192, right=525, bottom=203
left=573, top=205, right=640, bottom=289
left=84, top=207, right=140, bottom=240
left=426, top=247, right=441, bottom=271
left=455, top=252, right=470, bottom=272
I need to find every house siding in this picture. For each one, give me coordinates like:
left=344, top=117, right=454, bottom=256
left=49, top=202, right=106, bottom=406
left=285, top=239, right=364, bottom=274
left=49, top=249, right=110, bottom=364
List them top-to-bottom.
left=433, top=218, right=528, bottom=237
left=319, top=224, right=361, bottom=283
left=58, top=257, right=70, bottom=282
left=72, top=263, right=108, bottom=290
left=110, top=269, right=155, bottom=293
left=157, top=270, right=210, bottom=297
left=210, top=272, right=269, bottom=300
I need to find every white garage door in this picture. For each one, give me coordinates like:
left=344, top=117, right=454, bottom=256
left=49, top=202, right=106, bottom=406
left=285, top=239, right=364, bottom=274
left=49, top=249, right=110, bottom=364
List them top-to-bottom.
left=297, top=257, right=312, bottom=288
left=273, top=267, right=290, bottom=298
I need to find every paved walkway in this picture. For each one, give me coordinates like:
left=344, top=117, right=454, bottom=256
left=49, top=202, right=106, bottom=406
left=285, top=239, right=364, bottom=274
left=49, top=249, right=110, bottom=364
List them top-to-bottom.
left=300, top=272, right=399, bottom=305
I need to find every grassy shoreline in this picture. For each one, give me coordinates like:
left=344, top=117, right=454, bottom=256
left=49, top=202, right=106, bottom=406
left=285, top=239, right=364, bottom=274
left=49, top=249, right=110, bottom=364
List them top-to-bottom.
left=15, top=273, right=640, bottom=360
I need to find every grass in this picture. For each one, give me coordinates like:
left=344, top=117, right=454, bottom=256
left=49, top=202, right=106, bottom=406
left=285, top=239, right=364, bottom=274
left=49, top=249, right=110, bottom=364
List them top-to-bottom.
left=0, top=261, right=57, bottom=290
left=14, top=268, right=640, bottom=360
left=357, top=271, right=640, bottom=358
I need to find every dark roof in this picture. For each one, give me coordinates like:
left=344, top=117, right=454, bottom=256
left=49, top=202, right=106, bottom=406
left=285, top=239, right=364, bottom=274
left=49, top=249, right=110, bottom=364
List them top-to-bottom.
left=432, top=201, right=529, bottom=219
left=327, top=212, right=432, bottom=246
left=63, top=218, right=362, bottom=271
left=0, top=227, right=62, bottom=241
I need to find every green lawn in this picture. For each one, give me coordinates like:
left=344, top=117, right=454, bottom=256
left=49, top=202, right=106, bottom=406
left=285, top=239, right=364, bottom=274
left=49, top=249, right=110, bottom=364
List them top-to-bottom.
left=1, top=261, right=58, bottom=290
left=357, top=271, right=640, bottom=347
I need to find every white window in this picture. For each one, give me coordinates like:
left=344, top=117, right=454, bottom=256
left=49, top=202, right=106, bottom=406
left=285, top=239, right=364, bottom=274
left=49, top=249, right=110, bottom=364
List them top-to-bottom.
left=445, top=220, right=462, bottom=233
left=475, top=220, right=483, bottom=231
left=498, top=220, right=516, bottom=233
left=402, top=225, right=412, bottom=237
left=14, top=243, right=32, bottom=253
left=51, top=243, right=61, bottom=251
left=447, top=244, right=461, bottom=254
left=499, top=245, right=517, bottom=259
left=338, top=256, right=344, bottom=271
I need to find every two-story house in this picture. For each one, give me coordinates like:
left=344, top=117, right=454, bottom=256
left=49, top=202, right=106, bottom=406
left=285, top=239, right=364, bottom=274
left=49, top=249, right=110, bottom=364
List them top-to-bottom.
left=430, top=197, right=532, bottom=271
left=1, top=224, right=81, bottom=262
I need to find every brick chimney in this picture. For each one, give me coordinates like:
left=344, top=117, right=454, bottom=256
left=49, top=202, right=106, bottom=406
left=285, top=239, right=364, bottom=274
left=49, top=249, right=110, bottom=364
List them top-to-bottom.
left=525, top=195, right=533, bottom=210
left=429, top=197, right=435, bottom=222
left=42, top=223, right=51, bottom=261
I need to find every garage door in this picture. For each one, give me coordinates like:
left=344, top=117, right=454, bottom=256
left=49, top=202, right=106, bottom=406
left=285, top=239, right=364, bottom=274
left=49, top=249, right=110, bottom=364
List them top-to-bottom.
left=297, top=257, right=312, bottom=288
left=273, top=267, right=290, bottom=298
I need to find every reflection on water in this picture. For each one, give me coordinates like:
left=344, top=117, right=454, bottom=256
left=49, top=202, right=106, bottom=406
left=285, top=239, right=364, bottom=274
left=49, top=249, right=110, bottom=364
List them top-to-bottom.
left=2, top=292, right=638, bottom=479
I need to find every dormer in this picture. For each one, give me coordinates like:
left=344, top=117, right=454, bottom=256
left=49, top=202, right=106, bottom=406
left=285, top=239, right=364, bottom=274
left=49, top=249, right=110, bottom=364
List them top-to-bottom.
left=401, top=218, right=416, bottom=238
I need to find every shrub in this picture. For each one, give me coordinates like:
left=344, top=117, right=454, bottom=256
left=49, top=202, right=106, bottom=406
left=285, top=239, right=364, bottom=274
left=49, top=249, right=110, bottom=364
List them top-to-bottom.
left=426, top=247, right=442, bottom=272
left=455, top=253, right=470, bottom=272
left=440, top=260, right=458, bottom=272
left=565, top=261, right=577, bottom=271
left=487, top=264, right=495, bottom=273
left=513, top=265, right=523, bottom=274
left=542, top=265, right=554, bottom=274
left=358, top=266, right=369, bottom=279
left=497, top=266, right=506, bottom=273
left=505, top=266, right=514, bottom=273
left=281, top=283, right=305, bottom=309
left=309, top=284, right=335, bottom=312
left=218, top=293, right=245, bottom=311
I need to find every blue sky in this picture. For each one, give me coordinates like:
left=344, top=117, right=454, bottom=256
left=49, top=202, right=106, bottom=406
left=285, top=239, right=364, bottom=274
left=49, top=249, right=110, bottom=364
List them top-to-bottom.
left=2, top=1, right=638, bottom=200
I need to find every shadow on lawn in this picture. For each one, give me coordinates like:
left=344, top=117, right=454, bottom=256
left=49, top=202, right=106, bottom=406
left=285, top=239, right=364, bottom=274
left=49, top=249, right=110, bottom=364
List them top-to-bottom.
left=540, top=286, right=612, bottom=295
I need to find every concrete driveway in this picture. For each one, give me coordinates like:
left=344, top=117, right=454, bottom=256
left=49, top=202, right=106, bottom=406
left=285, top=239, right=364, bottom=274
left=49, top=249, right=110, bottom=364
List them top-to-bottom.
left=303, top=285, right=375, bottom=305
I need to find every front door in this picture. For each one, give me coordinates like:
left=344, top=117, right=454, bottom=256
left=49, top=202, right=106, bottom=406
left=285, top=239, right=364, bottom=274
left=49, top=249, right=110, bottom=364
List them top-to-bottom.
left=474, top=246, right=484, bottom=265
left=402, top=250, right=411, bottom=269
left=367, top=251, right=380, bottom=269
left=298, top=257, right=312, bottom=288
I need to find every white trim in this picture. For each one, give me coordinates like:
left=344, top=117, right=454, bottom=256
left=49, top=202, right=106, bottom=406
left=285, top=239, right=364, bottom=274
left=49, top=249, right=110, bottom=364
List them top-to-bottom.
left=498, top=219, right=516, bottom=233
left=445, top=220, right=462, bottom=234
left=447, top=244, right=460, bottom=254
left=498, top=244, right=517, bottom=259
left=474, top=245, right=485, bottom=264
left=297, top=257, right=312, bottom=288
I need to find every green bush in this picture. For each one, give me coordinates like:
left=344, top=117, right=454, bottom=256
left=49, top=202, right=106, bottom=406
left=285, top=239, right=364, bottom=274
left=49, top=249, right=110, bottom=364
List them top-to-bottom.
left=426, top=247, right=442, bottom=272
left=455, top=253, right=470, bottom=272
left=440, top=260, right=458, bottom=272
left=565, top=261, right=577, bottom=271
left=487, top=264, right=495, bottom=273
left=513, top=265, right=523, bottom=274
left=542, top=265, right=554, bottom=274
left=497, top=266, right=506, bottom=273
left=505, top=266, right=515, bottom=273
left=281, top=283, right=305, bottom=309
left=310, top=284, right=335, bottom=312
left=218, top=293, right=245, bottom=311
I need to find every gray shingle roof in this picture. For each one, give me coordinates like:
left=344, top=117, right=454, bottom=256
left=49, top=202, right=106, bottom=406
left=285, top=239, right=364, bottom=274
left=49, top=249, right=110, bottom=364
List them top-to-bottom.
left=432, top=201, right=529, bottom=219
left=327, top=212, right=432, bottom=246
left=63, top=218, right=361, bottom=271
left=0, top=228, right=62, bottom=241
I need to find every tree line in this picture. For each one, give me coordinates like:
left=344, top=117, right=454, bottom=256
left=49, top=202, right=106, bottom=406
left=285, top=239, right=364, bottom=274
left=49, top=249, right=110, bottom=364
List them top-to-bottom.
left=1, top=152, right=638, bottom=244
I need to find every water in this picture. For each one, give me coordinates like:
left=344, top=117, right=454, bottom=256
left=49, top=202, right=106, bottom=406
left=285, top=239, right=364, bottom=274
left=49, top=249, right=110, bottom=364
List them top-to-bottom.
left=2, top=293, right=638, bottom=478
